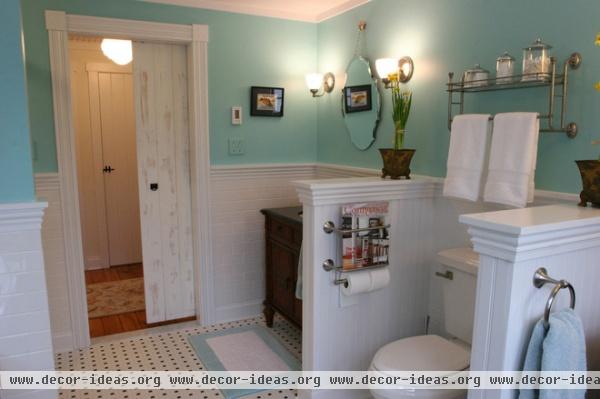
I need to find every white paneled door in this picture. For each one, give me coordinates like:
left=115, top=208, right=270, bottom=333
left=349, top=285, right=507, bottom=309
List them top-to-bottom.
left=133, top=42, right=195, bottom=323
left=77, top=61, right=143, bottom=268
left=97, top=70, right=144, bottom=267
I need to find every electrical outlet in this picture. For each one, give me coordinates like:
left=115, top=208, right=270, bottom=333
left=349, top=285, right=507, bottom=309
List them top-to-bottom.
left=228, top=137, right=245, bottom=155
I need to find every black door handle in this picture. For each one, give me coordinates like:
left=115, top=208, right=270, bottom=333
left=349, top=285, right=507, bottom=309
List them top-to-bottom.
left=103, top=165, right=115, bottom=173
left=150, top=183, right=158, bottom=191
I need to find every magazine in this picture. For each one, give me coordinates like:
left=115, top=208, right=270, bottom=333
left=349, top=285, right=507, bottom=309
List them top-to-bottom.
left=341, top=202, right=389, bottom=270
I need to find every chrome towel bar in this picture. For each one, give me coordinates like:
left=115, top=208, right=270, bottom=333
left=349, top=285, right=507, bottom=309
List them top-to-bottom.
left=533, top=267, right=576, bottom=330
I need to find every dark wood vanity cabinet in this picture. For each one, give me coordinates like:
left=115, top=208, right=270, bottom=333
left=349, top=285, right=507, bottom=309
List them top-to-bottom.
left=261, top=207, right=302, bottom=328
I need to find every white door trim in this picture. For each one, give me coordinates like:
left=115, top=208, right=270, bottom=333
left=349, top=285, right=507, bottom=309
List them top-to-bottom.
left=45, top=10, right=214, bottom=349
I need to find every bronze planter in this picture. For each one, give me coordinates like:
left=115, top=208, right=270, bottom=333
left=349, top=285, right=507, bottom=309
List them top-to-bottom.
left=379, top=149, right=416, bottom=180
left=576, top=160, right=600, bottom=207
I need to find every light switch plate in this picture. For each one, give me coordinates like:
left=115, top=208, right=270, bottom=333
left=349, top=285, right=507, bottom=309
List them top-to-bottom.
left=231, top=106, right=242, bottom=125
left=228, top=137, right=245, bottom=155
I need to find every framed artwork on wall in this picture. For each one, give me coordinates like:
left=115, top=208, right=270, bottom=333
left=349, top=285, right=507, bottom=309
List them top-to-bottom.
left=344, top=84, right=372, bottom=113
left=250, top=86, right=285, bottom=117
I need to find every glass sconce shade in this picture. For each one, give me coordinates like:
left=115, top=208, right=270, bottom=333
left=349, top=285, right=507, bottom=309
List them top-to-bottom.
left=101, top=39, right=133, bottom=65
left=375, top=58, right=398, bottom=80
left=305, top=72, right=335, bottom=97
left=305, top=73, right=324, bottom=91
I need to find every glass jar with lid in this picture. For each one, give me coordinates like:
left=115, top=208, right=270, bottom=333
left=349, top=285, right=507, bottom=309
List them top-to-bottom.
left=522, top=38, right=552, bottom=81
left=496, top=51, right=515, bottom=84
left=463, top=64, right=490, bottom=88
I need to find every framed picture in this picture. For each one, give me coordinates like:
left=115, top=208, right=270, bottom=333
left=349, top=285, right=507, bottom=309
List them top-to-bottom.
left=344, top=85, right=372, bottom=113
left=250, top=86, right=284, bottom=117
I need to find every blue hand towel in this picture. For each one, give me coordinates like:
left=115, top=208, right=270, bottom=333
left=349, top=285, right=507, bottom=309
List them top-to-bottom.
left=520, top=308, right=587, bottom=399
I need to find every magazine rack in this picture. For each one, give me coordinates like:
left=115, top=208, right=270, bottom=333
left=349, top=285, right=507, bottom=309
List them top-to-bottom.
left=322, top=220, right=390, bottom=286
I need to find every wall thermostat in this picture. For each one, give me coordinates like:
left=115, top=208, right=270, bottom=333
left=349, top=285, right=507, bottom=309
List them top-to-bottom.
left=231, top=106, right=242, bottom=125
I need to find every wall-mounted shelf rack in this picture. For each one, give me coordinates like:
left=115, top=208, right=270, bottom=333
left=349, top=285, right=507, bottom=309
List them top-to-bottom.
left=446, top=52, right=582, bottom=138
left=322, top=220, right=390, bottom=286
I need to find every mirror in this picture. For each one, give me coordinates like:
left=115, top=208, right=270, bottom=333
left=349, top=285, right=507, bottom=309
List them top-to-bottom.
left=342, top=56, right=381, bottom=150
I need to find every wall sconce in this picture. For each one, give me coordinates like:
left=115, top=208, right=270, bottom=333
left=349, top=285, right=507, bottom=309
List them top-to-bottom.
left=375, top=56, right=414, bottom=88
left=305, top=72, right=336, bottom=97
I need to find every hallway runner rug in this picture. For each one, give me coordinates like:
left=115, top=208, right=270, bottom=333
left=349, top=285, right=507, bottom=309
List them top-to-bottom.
left=87, top=277, right=145, bottom=318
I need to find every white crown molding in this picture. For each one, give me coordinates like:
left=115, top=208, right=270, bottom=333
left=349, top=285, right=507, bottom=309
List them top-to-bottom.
left=138, top=0, right=370, bottom=23
left=315, top=0, right=370, bottom=22
left=0, top=202, right=48, bottom=233
left=460, top=204, right=600, bottom=262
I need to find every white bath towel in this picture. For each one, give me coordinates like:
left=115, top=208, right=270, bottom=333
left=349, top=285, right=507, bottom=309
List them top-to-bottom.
left=483, top=112, right=539, bottom=208
left=443, top=114, right=491, bottom=201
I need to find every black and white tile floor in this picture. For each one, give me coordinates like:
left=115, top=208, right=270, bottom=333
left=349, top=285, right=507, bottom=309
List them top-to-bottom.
left=55, top=315, right=301, bottom=399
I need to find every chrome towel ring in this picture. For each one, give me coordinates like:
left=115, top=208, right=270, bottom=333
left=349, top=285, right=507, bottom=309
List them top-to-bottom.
left=533, top=267, right=576, bottom=330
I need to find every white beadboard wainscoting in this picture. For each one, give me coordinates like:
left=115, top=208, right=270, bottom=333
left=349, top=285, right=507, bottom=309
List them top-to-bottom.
left=35, top=164, right=583, bottom=353
left=210, top=164, right=315, bottom=322
left=295, top=177, right=439, bottom=399
left=0, top=201, right=57, bottom=399
left=462, top=205, right=600, bottom=399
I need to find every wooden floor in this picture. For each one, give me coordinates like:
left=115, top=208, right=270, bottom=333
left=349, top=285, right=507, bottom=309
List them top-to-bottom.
left=85, top=263, right=195, bottom=338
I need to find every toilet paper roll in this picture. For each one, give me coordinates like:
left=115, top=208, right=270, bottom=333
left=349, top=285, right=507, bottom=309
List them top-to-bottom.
left=341, top=267, right=391, bottom=296
left=369, top=267, right=391, bottom=292
left=341, top=270, right=372, bottom=296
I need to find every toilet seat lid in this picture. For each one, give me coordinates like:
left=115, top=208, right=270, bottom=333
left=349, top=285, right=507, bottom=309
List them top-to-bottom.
left=372, top=335, right=470, bottom=372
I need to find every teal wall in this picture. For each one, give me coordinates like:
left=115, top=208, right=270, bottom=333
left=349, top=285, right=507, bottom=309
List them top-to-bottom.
left=0, top=0, right=35, bottom=203
left=16, top=0, right=600, bottom=193
left=21, top=0, right=318, bottom=172
left=317, top=0, right=600, bottom=193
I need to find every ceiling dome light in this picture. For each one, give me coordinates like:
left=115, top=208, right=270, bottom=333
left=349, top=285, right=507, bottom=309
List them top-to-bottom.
left=101, top=39, right=133, bottom=65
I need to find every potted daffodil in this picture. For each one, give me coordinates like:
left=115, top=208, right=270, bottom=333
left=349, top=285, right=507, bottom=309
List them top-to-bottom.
left=379, top=83, right=415, bottom=179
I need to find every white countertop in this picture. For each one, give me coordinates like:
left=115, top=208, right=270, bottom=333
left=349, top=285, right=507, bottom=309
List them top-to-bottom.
left=460, top=204, right=600, bottom=235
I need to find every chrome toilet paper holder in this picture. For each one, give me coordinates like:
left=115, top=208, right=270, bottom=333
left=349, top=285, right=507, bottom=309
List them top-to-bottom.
left=322, top=258, right=389, bottom=287
left=322, top=259, right=349, bottom=286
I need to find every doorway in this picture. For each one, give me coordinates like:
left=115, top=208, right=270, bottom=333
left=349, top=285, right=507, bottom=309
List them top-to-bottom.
left=46, top=11, right=212, bottom=349
left=69, top=35, right=196, bottom=338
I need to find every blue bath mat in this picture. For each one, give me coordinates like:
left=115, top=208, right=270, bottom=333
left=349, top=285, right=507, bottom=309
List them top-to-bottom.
left=187, top=324, right=300, bottom=399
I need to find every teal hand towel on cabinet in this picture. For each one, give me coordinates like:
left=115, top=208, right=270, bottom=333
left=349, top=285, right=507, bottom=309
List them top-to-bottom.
left=519, top=308, right=586, bottom=399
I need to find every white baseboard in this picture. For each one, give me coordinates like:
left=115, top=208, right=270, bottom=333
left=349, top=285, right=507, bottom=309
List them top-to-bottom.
left=84, top=256, right=109, bottom=270
left=214, top=300, right=263, bottom=324
left=52, top=332, right=75, bottom=353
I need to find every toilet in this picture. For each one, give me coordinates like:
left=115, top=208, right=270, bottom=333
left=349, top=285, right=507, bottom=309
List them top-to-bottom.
left=369, top=247, right=480, bottom=399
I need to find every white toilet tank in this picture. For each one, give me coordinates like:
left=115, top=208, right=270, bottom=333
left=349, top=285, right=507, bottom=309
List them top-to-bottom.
left=435, top=247, right=480, bottom=345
